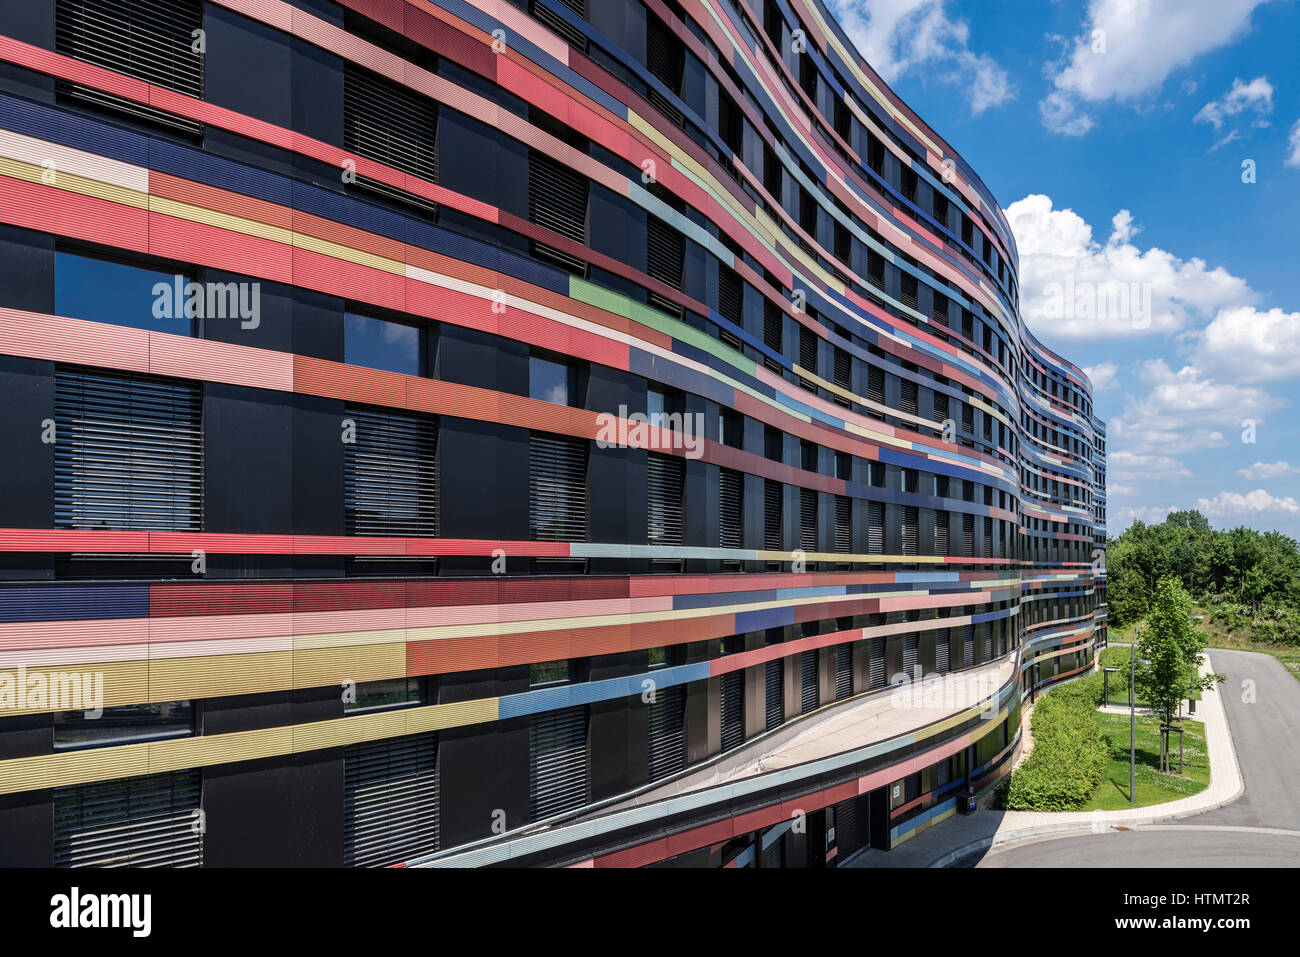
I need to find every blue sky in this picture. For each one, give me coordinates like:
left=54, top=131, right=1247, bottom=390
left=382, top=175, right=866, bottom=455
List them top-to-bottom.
left=826, top=0, right=1300, bottom=538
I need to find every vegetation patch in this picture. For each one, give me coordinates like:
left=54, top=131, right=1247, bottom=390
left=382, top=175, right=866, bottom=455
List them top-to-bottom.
left=1004, top=670, right=1108, bottom=811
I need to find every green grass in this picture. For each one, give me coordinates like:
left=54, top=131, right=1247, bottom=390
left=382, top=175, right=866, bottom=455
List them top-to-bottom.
left=1080, top=711, right=1210, bottom=811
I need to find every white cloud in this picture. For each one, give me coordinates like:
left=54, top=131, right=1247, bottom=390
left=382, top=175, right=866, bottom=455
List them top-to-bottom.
left=827, top=0, right=1013, bottom=114
left=1040, top=0, right=1271, bottom=135
left=1193, top=76, right=1274, bottom=131
left=1039, top=89, right=1095, bottom=136
left=1287, top=118, right=1300, bottom=167
left=1005, top=194, right=1255, bottom=341
left=1197, top=306, right=1300, bottom=383
left=1083, top=360, right=1118, bottom=391
left=1109, top=449, right=1193, bottom=483
left=1236, top=461, right=1300, bottom=480
left=1196, top=489, right=1300, bottom=516
left=1111, top=504, right=1179, bottom=531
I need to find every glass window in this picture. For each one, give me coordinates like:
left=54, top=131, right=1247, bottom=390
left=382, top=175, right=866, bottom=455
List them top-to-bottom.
left=56, top=251, right=195, bottom=336
left=344, top=312, right=421, bottom=376
left=530, top=355, right=578, bottom=406
left=648, top=646, right=667, bottom=669
left=530, top=659, right=572, bottom=686
left=344, top=677, right=424, bottom=713
left=54, top=700, right=193, bottom=751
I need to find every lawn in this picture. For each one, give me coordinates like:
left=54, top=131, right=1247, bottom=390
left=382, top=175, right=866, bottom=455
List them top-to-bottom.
left=1080, top=711, right=1210, bottom=811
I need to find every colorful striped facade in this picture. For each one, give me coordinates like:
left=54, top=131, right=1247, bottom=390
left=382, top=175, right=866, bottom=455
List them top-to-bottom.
left=0, top=0, right=1106, bottom=867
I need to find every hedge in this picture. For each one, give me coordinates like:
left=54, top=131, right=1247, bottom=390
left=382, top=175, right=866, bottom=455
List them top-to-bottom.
left=1004, top=670, right=1108, bottom=811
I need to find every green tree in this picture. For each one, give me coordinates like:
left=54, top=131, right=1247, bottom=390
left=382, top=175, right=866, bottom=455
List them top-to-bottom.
left=1134, top=576, right=1225, bottom=771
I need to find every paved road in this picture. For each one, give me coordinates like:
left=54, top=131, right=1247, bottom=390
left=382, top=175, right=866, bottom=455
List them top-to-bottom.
left=967, top=648, right=1300, bottom=867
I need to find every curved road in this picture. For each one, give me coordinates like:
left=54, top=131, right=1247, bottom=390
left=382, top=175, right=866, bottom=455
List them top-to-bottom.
left=965, top=648, right=1300, bottom=867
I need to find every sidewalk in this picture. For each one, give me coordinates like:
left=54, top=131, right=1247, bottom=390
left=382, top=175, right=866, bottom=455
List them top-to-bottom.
left=846, top=654, right=1242, bottom=868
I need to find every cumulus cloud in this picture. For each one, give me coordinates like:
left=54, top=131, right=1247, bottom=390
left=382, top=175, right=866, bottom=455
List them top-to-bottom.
left=827, top=0, right=1013, bottom=114
left=1039, top=0, right=1271, bottom=135
left=1193, top=76, right=1274, bottom=131
left=1287, top=118, right=1300, bottom=167
left=1004, top=194, right=1255, bottom=341
left=1197, top=306, right=1300, bottom=383
left=1083, top=360, right=1118, bottom=391
left=1109, top=449, right=1193, bottom=484
left=1236, top=461, right=1300, bottom=480
left=1196, top=489, right=1300, bottom=516
left=1111, top=504, right=1179, bottom=531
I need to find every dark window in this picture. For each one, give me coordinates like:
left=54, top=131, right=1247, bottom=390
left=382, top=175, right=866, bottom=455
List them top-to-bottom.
left=55, top=0, right=204, bottom=135
left=645, top=13, right=685, bottom=127
left=344, top=63, right=439, bottom=187
left=717, top=89, right=743, bottom=154
left=867, top=132, right=884, bottom=174
left=529, top=149, right=588, bottom=272
left=901, top=167, right=917, bottom=204
left=646, top=217, right=685, bottom=292
left=833, top=220, right=851, bottom=266
left=867, top=249, right=885, bottom=289
left=56, top=251, right=194, bottom=336
left=717, top=264, right=743, bottom=325
left=900, top=272, right=919, bottom=312
left=763, top=299, right=783, bottom=356
left=345, top=313, right=421, bottom=376
left=798, top=326, right=817, bottom=377
left=529, top=354, right=579, bottom=406
left=54, top=366, right=202, bottom=531
left=867, top=366, right=885, bottom=404
left=901, top=379, right=918, bottom=416
left=344, top=405, right=439, bottom=537
left=529, top=433, right=588, bottom=541
left=647, top=452, right=685, bottom=546
left=719, top=467, right=743, bottom=548
left=764, top=480, right=783, bottom=550
left=799, top=488, right=817, bottom=551
left=834, top=495, right=851, bottom=553
left=868, top=501, right=884, bottom=553
left=902, top=506, right=918, bottom=556
left=934, top=510, right=950, bottom=556
left=869, top=636, right=885, bottom=688
left=835, top=644, right=852, bottom=700
left=800, top=650, right=819, bottom=713
left=764, top=657, right=784, bottom=730
left=530, top=659, right=574, bottom=686
left=720, top=672, right=745, bottom=752
left=344, top=677, right=425, bottom=713
left=648, top=685, right=685, bottom=781
left=55, top=700, right=193, bottom=751
left=529, top=706, right=588, bottom=821
left=344, top=732, right=438, bottom=866
left=54, top=769, right=202, bottom=867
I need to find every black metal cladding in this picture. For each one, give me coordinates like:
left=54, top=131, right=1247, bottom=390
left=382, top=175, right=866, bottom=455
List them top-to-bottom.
left=55, top=0, right=204, bottom=134
left=530, top=0, right=587, bottom=52
left=645, top=13, right=685, bottom=128
left=344, top=63, right=440, bottom=187
left=717, top=89, right=742, bottom=154
left=529, top=149, right=588, bottom=245
left=798, top=325, right=816, bottom=376
left=867, top=365, right=884, bottom=404
left=54, top=366, right=202, bottom=532
left=344, top=406, right=439, bottom=538
left=529, top=432, right=588, bottom=542
left=646, top=452, right=685, bottom=546
left=719, top=467, right=743, bottom=549
left=763, top=479, right=782, bottom=550
left=799, top=488, right=817, bottom=551
left=834, top=644, right=852, bottom=700
left=800, top=650, right=819, bottom=713
left=764, top=658, right=783, bottom=730
left=720, top=672, right=744, bottom=752
left=647, top=685, right=686, bottom=782
left=529, top=706, right=588, bottom=821
left=344, top=732, right=439, bottom=868
left=54, top=769, right=202, bottom=868
left=834, top=796, right=865, bottom=863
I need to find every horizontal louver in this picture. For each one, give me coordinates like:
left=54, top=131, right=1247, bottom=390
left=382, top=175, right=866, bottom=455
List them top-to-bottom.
left=56, top=0, right=203, bottom=134
left=530, top=0, right=587, bottom=52
left=645, top=14, right=684, bottom=127
left=344, top=64, right=439, bottom=187
left=529, top=150, right=587, bottom=245
left=646, top=217, right=684, bottom=291
left=717, top=265, right=742, bottom=325
left=900, top=274, right=918, bottom=311
left=932, top=290, right=949, bottom=325
left=763, top=300, right=782, bottom=352
left=799, top=326, right=817, bottom=374
left=833, top=348, right=851, bottom=390
left=867, top=366, right=885, bottom=404
left=55, top=367, right=202, bottom=532
left=901, top=379, right=918, bottom=415
left=344, top=406, right=438, bottom=538
left=530, top=433, right=587, bottom=542
left=646, top=452, right=684, bottom=546
left=719, top=468, right=743, bottom=549
left=764, top=480, right=783, bottom=551
left=799, top=488, right=817, bottom=551
left=834, top=495, right=851, bottom=553
left=868, top=501, right=884, bottom=554
left=902, top=506, right=918, bottom=556
left=935, top=511, right=949, bottom=556
left=963, top=513, right=975, bottom=556
left=983, top=623, right=993, bottom=661
left=963, top=624, right=975, bottom=666
left=936, top=629, right=950, bottom=672
left=903, top=634, right=918, bottom=676
left=869, top=636, right=885, bottom=688
left=834, top=644, right=852, bottom=700
left=800, top=650, right=819, bottom=713
left=765, top=658, right=784, bottom=730
left=720, top=672, right=744, bottom=752
left=647, top=685, right=685, bottom=782
left=529, top=707, right=588, bottom=821
left=344, top=732, right=438, bottom=867
left=54, top=769, right=201, bottom=868
left=834, top=796, right=866, bottom=863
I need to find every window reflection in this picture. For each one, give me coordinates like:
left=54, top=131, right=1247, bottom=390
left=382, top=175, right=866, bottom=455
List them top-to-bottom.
left=56, top=251, right=194, bottom=336
left=344, top=312, right=421, bottom=375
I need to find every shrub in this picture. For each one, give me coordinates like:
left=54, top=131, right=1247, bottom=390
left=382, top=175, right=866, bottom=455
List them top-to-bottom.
left=1004, top=674, right=1107, bottom=811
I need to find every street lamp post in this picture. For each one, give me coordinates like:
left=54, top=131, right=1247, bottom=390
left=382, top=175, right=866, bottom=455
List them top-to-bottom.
left=1129, top=629, right=1150, bottom=805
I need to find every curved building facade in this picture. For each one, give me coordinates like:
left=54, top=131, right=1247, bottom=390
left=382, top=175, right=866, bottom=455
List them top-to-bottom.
left=0, top=0, right=1104, bottom=867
